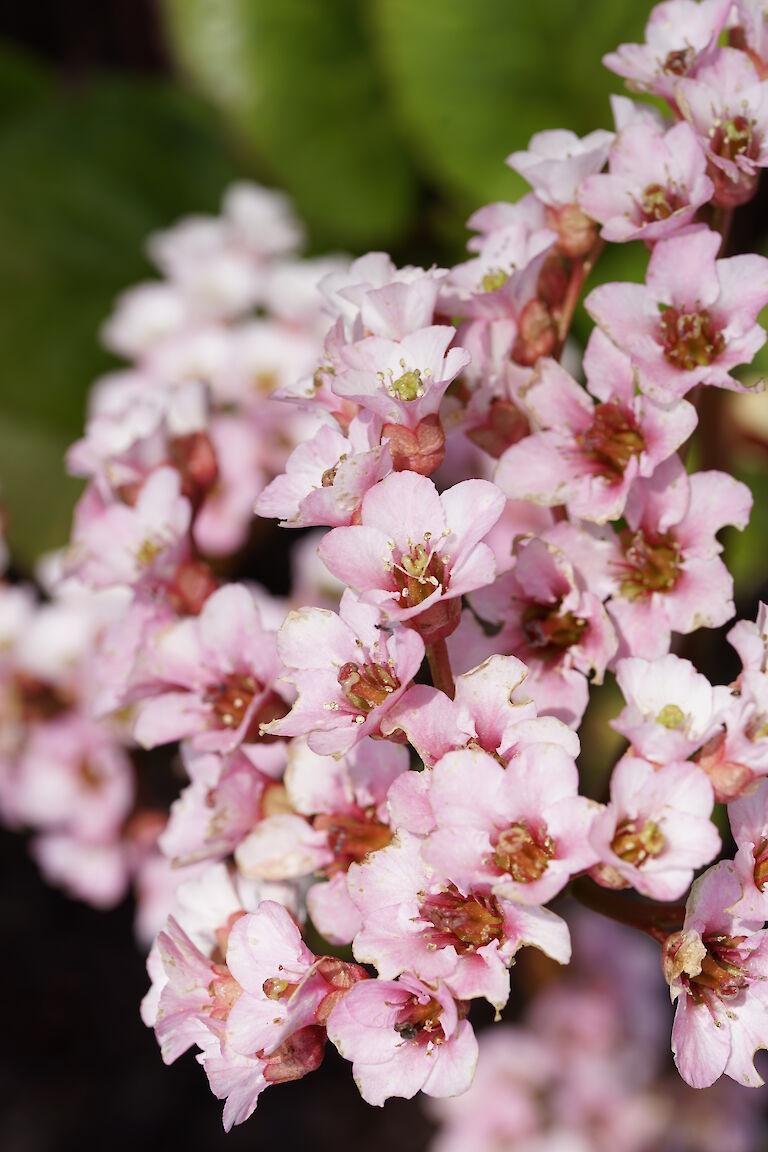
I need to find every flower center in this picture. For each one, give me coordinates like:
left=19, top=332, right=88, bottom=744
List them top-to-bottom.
left=663, top=47, right=694, bottom=76
left=710, top=115, right=759, bottom=163
left=640, top=181, right=684, bottom=222
left=481, top=268, right=509, bottom=293
left=659, top=307, right=725, bottom=371
left=379, top=359, right=430, bottom=402
left=579, top=402, right=645, bottom=478
left=616, top=529, right=682, bottom=601
left=392, top=538, right=448, bottom=606
left=521, top=601, right=587, bottom=658
left=337, top=661, right=399, bottom=713
left=13, top=673, right=71, bottom=723
left=204, top=673, right=260, bottom=729
left=656, top=703, right=686, bottom=729
left=314, top=810, right=393, bottom=868
left=611, top=818, right=665, bottom=866
left=493, top=822, right=554, bottom=882
left=754, top=839, right=768, bottom=892
left=420, top=886, right=505, bottom=953
left=690, top=934, right=750, bottom=1003
left=393, top=996, right=444, bottom=1043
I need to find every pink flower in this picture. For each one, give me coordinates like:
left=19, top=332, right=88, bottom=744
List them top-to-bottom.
left=602, top=0, right=732, bottom=100
left=732, top=1, right=768, bottom=75
left=676, top=48, right=768, bottom=205
left=579, top=119, right=713, bottom=242
left=506, top=129, right=613, bottom=259
left=507, top=129, right=614, bottom=208
left=444, top=213, right=555, bottom=323
left=585, top=228, right=768, bottom=401
left=319, top=252, right=447, bottom=343
left=332, top=326, right=470, bottom=431
left=495, top=331, right=697, bottom=523
left=192, top=414, right=266, bottom=557
left=256, top=415, right=391, bottom=528
left=602, top=457, right=752, bottom=659
left=68, top=467, right=192, bottom=589
left=318, top=472, right=505, bottom=642
left=466, top=536, right=617, bottom=727
left=132, top=584, right=288, bottom=753
left=264, top=590, right=425, bottom=756
left=728, top=601, right=768, bottom=673
left=382, top=653, right=579, bottom=767
left=612, top=653, right=728, bottom=763
left=695, top=670, right=768, bottom=801
left=3, top=713, right=133, bottom=839
left=284, top=737, right=408, bottom=944
left=159, top=744, right=284, bottom=865
left=423, top=745, right=599, bottom=906
left=589, top=755, right=719, bottom=899
left=729, top=779, right=768, bottom=921
left=347, top=829, right=571, bottom=1010
left=32, top=834, right=130, bottom=910
left=663, top=861, right=768, bottom=1088
left=224, top=903, right=327, bottom=1060
left=151, top=915, right=242, bottom=1064
left=326, top=974, right=478, bottom=1105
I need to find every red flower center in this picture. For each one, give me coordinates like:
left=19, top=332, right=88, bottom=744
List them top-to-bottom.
left=579, top=402, right=645, bottom=478
left=617, top=528, right=682, bottom=601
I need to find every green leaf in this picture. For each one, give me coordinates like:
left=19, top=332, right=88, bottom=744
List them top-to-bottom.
left=161, top=0, right=417, bottom=249
left=369, top=0, right=647, bottom=211
left=0, top=417, right=82, bottom=573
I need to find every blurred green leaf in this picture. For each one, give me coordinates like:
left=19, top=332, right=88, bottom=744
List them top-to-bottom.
left=161, top=0, right=417, bottom=249
left=369, top=0, right=647, bottom=212
left=0, top=41, right=50, bottom=115
left=0, top=59, right=239, bottom=568
left=0, top=417, right=82, bottom=572
left=727, top=463, right=768, bottom=597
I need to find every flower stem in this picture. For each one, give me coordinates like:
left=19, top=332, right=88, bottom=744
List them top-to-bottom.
left=555, top=239, right=604, bottom=358
left=426, top=638, right=455, bottom=700
left=570, top=876, right=685, bottom=943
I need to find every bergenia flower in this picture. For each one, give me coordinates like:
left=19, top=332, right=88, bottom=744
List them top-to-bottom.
left=602, top=0, right=732, bottom=100
left=676, top=48, right=768, bottom=206
left=579, top=119, right=714, bottom=242
left=585, top=227, right=768, bottom=402
left=333, top=326, right=469, bottom=431
left=495, top=330, right=697, bottom=523
left=256, top=416, right=391, bottom=528
left=602, top=456, right=752, bottom=660
left=68, top=467, right=192, bottom=589
left=318, top=471, right=505, bottom=642
left=467, top=535, right=617, bottom=727
left=132, top=584, right=288, bottom=753
left=264, top=590, right=424, bottom=756
left=382, top=653, right=579, bottom=767
left=612, top=653, right=728, bottom=763
left=423, top=745, right=599, bottom=906
left=589, top=755, right=720, bottom=899
left=728, top=779, right=768, bottom=922
left=348, top=829, right=570, bottom=1011
left=663, top=861, right=768, bottom=1088
left=326, top=974, right=478, bottom=1106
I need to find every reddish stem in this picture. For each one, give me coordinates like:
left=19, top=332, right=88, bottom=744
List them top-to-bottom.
left=554, top=239, right=604, bottom=358
left=426, top=638, right=455, bottom=700
left=570, top=876, right=685, bottom=943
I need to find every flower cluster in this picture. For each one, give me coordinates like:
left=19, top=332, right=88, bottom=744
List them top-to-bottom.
left=4, top=0, right=768, bottom=1130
